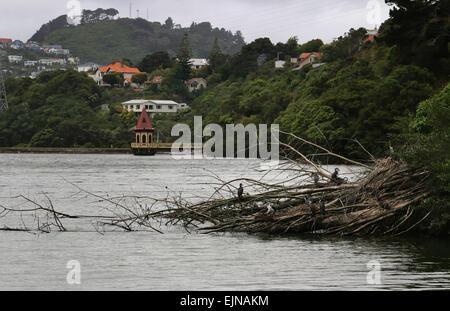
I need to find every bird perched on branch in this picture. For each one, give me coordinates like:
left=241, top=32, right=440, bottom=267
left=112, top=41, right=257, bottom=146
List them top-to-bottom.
left=331, top=168, right=345, bottom=185
left=238, top=183, right=244, bottom=200
left=306, top=195, right=316, bottom=216
left=319, top=200, right=326, bottom=215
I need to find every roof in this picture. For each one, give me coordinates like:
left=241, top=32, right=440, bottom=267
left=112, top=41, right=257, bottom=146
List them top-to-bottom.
left=364, top=34, right=379, bottom=42
left=0, top=38, right=12, bottom=43
left=300, top=52, right=323, bottom=59
left=189, top=58, right=209, bottom=66
left=98, top=61, right=141, bottom=74
left=147, top=76, right=163, bottom=84
left=185, top=78, right=206, bottom=84
left=123, top=99, right=180, bottom=106
left=123, top=100, right=150, bottom=105
left=151, top=100, right=179, bottom=105
left=134, top=109, right=154, bottom=132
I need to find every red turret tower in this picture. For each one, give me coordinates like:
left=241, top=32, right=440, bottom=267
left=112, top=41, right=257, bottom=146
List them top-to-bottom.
left=131, top=109, right=157, bottom=156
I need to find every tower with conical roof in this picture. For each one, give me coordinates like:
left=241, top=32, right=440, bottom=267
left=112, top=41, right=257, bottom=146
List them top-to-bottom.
left=131, top=109, right=157, bottom=155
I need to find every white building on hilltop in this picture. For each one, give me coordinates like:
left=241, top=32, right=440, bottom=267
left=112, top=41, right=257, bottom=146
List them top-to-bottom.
left=189, top=58, right=209, bottom=69
left=122, top=99, right=190, bottom=116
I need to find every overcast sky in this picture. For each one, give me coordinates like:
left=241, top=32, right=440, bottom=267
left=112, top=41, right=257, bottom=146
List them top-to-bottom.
left=0, top=0, right=391, bottom=44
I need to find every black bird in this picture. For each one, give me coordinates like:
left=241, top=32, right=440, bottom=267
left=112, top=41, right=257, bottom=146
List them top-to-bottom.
left=331, top=168, right=339, bottom=181
left=238, top=183, right=244, bottom=200
left=306, top=197, right=316, bottom=216
left=319, top=200, right=326, bottom=215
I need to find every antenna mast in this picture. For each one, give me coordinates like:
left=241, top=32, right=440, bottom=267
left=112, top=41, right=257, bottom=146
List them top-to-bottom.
left=0, top=59, right=8, bottom=112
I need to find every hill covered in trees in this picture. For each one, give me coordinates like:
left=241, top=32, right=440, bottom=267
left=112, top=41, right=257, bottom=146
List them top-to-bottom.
left=29, top=9, right=245, bottom=63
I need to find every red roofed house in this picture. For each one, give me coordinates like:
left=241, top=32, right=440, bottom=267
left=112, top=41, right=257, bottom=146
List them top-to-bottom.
left=363, top=34, right=379, bottom=43
left=0, top=38, right=12, bottom=48
left=298, top=52, right=323, bottom=67
left=93, top=60, right=141, bottom=86
left=131, top=109, right=157, bottom=156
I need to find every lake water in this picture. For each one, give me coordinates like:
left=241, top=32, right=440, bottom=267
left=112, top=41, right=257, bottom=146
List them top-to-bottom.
left=0, top=154, right=449, bottom=290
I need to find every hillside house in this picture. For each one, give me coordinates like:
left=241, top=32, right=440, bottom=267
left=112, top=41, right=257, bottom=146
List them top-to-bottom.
left=363, top=34, right=379, bottom=43
left=0, top=38, right=12, bottom=48
left=11, top=40, right=24, bottom=49
left=25, top=42, right=41, bottom=51
left=46, top=48, right=70, bottom=55
left=293, top=52, right=324, bottom=70
left=8, top=55, right=23, bottom=63
left=67, top=57, right=79, bottom=64
left=39, top=58, right=66, bottom=66
left=189, top=58, right=209, bottom=69
left=275, top=60, right=286, bottom=68
left=24, top=61, right=38, bottom=67
left=93, top=61, right=141, bottom=86
left=77, top=62, right=101, bottom=72
left=145, top=76, right=163, bottom=88
left=185, top=78, right=207, bottom=92
left=122, top=99, right=189, bottom=116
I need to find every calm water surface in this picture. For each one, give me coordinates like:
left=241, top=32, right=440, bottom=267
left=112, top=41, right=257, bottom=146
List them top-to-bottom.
left=0, top=154, right=449, bottom=290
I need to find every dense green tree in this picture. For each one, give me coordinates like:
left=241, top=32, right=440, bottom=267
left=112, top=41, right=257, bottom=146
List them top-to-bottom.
left=164, top=17, right=174, bottom=29
left=176, top=33, right=192, bottom=81
left=208, top=38, right=226, bottom=72
left=298, top=39, right=324, bottom=54
left=137, top=51, right=173, bottom=73
left=103, top=72, right=124, bottom=86
left=131, top=73, right=148, bottom=84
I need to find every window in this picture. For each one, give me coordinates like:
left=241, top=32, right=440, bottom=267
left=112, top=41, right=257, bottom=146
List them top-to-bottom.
left=149, top=105, right=153, bottom=109
left=157, top=105, right=162, bottom=110
left=169, top=105, right=173, bottom=110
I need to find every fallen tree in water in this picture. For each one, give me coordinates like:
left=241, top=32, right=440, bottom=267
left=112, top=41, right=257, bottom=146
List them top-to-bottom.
left=150, top=134, right=432, bottom=236
left=0, top=135, right=433, bottom=236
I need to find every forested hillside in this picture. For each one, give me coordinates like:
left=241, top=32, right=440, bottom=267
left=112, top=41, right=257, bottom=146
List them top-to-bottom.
left=29, top=10, right=245, bottom=63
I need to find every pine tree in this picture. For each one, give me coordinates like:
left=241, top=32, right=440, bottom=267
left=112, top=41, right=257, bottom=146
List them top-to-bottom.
left=176, top=33, right=192, bottom=81
left=208, top=37, right=225, bottom=72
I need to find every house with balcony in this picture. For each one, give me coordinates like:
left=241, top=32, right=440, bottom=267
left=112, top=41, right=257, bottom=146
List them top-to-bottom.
left=122, top=99, right=189, bottom=116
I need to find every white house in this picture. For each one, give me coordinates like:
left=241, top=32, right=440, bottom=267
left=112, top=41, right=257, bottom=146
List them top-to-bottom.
left=8, top=55, right=23, bottom=63
left=39, top=58, right=66, bottom=66
left=189, top=58, right=209, bottom=69
left=24, top=60, right=38, bottom=67
left=275, top=60, right=286, bottom=68
left=77, top=62, right=101, bottom=72
left=185, top=78, right=207, bottom=92
left=122, top=99, right=189, bottom=115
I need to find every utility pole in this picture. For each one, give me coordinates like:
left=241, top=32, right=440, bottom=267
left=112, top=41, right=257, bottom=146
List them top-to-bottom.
left=129, top=2, right=132, bottom=18
left=147, top=8, right=149, bottom=21
left=137, top=9, right=140, bottom=18
left=0, top=59, right=8, bottom=112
